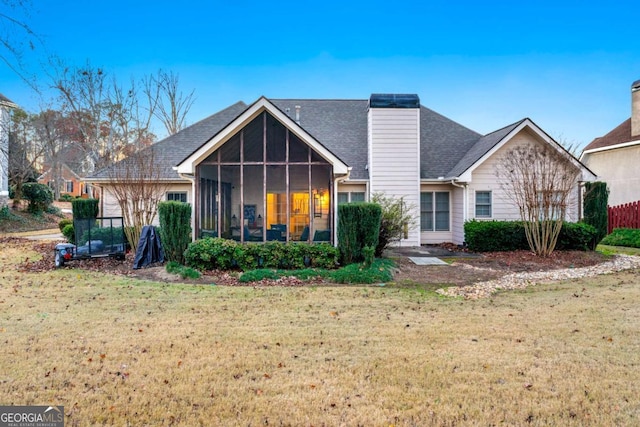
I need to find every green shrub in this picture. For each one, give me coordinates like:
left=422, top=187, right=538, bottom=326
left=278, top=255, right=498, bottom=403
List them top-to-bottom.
left=583, top=182, right=609, bottom=249
left=22, top=183, right=54, bottom=214
left=58, top=194, right=75, bottom=202
left=72, top=198, right=99, bottom=219
left=158, top=201, right=192, bottom=265
left=338, top=202, right=381, bottom=264
left=46, top=205, right=63, bottom=217
left=58, top=218, right=73, bottom=232
left=464, top=220, right=596, bottom=252
left=464, top=220, right=528, bottom=252
left=556, top=222, right=597, bottom=251
left=62, top=224, right=75, bottom=244
left=601, top=228, right=640, bottom=248
left=184, top=237, right=240, bottom=270
left=184, top=238, right=339, bottom=272
left=329, top=259, right=395, bottom=284
left=166, top=261, right=202, bottom=279
left=239, top=269, right=281, bottom=282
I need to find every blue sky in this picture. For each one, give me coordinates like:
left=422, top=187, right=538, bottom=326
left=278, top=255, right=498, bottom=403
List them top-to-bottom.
left=3, top=0, right=639, bottom=149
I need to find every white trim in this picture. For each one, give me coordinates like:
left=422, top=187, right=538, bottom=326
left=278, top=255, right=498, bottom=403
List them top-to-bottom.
left=176, top=97, right=350, bottom=176
left=458, top=119, right=596, bottom=182
left=580, top=138, right=640, bottom=158
left=474, top=190, right=493, bottom=219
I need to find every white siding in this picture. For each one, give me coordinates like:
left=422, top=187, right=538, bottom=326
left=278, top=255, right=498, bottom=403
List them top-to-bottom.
left=368, top=108, right=421, bottom=246
left=468, top=128, right=582, bottom=222
left=98, top=183, right=192, bottom=226
left=451, top=186, right=465, bottom=244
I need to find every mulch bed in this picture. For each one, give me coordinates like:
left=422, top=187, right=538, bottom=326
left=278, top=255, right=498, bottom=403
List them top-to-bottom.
left=8, top=237, right=611, bottom=287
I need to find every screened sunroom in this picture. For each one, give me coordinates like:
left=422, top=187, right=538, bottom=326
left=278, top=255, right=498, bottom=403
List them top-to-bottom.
left=195, top=111, right=335, bottom=243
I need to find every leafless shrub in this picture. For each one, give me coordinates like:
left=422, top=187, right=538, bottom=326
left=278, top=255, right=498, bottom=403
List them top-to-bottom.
left=496, top=144, right=579, bottom=257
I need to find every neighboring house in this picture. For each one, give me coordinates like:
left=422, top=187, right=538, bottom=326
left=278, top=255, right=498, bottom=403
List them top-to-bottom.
left=580, top=80, right=640, bottom=206
left=0, top=93, right=17, bottom=208
left=88, top=94, right=595, bottom=246
left=38, top=144, right=99, bottom=199
left=38, top=163, right=97, bottom=198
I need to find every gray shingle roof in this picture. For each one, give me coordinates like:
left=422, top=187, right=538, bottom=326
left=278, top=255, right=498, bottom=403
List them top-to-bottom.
left=89, top=96, right=530, bottom=183
left=270, top=99, right=370, bottom=179
left=419, top=106, right=482, bottom=179
left=447, top=120, right=524, bottom=178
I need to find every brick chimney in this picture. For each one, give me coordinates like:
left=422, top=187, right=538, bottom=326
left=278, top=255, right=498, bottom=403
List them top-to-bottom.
left=632, top=80, right=640, bottom=138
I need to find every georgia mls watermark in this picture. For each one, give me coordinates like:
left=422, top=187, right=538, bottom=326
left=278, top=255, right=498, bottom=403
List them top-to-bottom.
left=0, top=406, right=64, bottom=427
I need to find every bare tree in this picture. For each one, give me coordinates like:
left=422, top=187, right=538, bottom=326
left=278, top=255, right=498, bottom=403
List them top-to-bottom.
left=0, top=0, right=40, bottom=90
left=146, top=69, right=195, bottom=136
left=7, top=107, right=43, bottom=205
left=30, top=109, right=73, bottom=200
left=496, top=144, right=580, bottom=257
left=105, top=147, right=170, bottom=250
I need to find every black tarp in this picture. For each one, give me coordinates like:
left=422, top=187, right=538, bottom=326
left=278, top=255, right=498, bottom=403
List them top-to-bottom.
left=133, top=225, right=165, bottom=269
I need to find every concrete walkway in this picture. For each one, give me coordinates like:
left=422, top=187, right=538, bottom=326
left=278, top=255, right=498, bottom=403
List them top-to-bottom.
left=384, top=244, right=479, bottom=265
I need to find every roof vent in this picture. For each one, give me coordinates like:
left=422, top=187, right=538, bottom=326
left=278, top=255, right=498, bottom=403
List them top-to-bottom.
left=369, top=94, right=420, bottom=109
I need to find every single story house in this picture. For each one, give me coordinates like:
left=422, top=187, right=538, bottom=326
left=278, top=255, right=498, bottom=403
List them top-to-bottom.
left=580, top=80, right=640, bottom=206
left=88, top=93, right=595, bottom=246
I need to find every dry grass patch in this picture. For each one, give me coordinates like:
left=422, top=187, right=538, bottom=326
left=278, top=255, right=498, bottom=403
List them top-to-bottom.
left=1, top=239, right=640, bottom=425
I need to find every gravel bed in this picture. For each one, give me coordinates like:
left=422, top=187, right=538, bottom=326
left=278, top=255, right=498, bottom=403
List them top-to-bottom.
left=436, top=254, right=640, bottom=299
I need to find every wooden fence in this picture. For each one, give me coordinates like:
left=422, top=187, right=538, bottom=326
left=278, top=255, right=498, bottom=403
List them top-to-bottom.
left=608, top=201, right=640, bottom=234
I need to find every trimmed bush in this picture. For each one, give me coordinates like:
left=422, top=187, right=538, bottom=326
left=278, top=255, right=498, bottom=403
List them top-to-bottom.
left=583, top=181, right=609, bottom=249
left=22, top=183, right=54, bottom=214
left=58, top=194, right=75, bottom=202
left=72, top=198, right=99, bottom=219
left=158, top=201, right=192, bottom=265
left=338, top=202, right=382, bottom=264
left=58, top=218, right=73, bottom=232
left=464, top=220, right=597, bottom=252
left=464, top=220, right=528, bottom=252
left=556, top=222, right=598, bottom=251
left=62, top=224, right=75, bottom=244
left=601, top=228, right=640, bottom=248
left=184, top=238, right=339, bottom=272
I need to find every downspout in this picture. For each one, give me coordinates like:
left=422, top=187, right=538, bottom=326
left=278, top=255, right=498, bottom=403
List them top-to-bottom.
left=333, top=167, right=352, bottom=248
left=176, top=169, right=196, bottom=241
left=449, top=179, right=468, bottom=244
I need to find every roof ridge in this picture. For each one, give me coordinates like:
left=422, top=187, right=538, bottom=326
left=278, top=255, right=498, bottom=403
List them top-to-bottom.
left=483, top=118, right=527, bottom=137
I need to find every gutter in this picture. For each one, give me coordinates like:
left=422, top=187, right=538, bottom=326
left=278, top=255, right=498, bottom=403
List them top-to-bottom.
left=333, top=167, right=352, bottom=247
left=176, top=169, right=197, bottom=240
left=449, top=179, right=468, bottom=223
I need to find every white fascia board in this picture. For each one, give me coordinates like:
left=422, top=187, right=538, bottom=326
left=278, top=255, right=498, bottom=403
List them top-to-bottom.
left=176, top=97, right=350, bottom=175
left=458, top=119, right=596, bottom=182
left=580, top=139, right=640, bottom=158
left=85, top=176, right=187, bottom=184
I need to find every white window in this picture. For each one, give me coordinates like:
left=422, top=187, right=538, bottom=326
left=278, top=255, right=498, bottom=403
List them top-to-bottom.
left=65, top=181, right=74, bottom=193
left=337, top=191, right=366, bottom=205
left=475, top=191, right=492, bottom=218
left=167, top=192, right=187, bottom=203
left=421, top=192, right=450, bottom=231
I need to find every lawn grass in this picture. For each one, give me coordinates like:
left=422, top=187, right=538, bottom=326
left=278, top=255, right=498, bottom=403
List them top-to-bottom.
left=1, top=240, right=640, bottom=425
left=598, top=244, right=640, bottom=257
